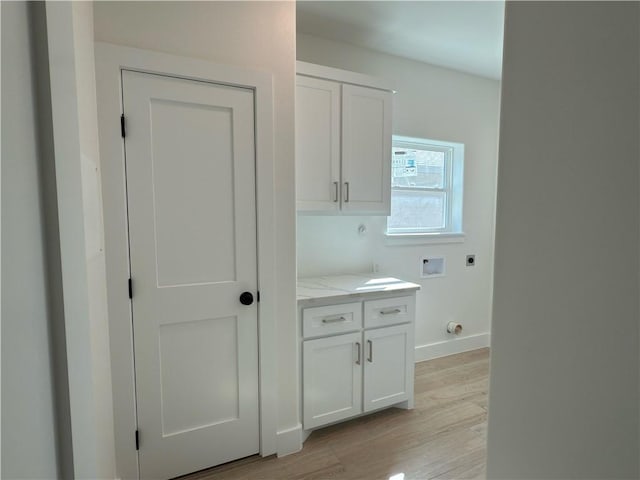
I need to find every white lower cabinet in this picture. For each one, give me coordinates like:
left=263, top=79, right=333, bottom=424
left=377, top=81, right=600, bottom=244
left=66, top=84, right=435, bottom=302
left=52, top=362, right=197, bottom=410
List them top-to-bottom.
left=301, top=293, right=416, bottom=431
left=363, top=323, right=413, bottom=412
left=303, top=332, right=363, bottom=429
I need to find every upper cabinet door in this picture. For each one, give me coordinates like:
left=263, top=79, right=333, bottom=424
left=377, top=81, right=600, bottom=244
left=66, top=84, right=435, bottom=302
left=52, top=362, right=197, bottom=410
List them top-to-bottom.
left=295, top=75, right=341, bottom=212
left=341, top=84, right=392, bottom=215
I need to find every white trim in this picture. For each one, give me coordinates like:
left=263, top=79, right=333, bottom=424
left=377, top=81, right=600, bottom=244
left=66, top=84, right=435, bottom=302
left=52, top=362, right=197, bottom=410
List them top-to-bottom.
left=46, top=4, right=109, bottom=477
left=95, top=43, right=278, bottom=479
left=296, top=60, right=394, bottom=92
left=385, top=232, right=466, bottom=246
left=414, top=333, right=491, bottom=363
left=276, top=424, right=303, bottom=458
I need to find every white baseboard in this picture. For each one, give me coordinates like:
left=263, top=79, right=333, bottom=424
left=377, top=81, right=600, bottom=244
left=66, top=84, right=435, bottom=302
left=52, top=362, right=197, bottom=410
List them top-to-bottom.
left=415, top=333, right=490, bottom=363
left=276, top=424, right=303, bottom=457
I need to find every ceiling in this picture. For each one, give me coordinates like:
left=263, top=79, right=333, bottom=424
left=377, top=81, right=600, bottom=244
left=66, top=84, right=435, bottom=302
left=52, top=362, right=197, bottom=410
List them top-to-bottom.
left=297, top=1, right=505, bottom=80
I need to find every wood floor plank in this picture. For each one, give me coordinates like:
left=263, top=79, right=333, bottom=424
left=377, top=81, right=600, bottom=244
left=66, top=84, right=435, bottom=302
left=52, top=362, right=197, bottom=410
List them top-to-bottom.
left=183, top=348, right=490, bottom=480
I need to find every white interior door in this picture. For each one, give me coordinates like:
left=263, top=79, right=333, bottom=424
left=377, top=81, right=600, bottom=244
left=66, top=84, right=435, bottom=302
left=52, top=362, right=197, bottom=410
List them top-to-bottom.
left=122, top=70, right=259, bottom=480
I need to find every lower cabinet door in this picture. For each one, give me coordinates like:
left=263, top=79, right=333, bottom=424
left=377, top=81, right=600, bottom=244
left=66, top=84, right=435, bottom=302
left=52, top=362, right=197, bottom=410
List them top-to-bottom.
left=364, top=324, right=412, bottom=412
left=303, top=332, right=363, bottom=429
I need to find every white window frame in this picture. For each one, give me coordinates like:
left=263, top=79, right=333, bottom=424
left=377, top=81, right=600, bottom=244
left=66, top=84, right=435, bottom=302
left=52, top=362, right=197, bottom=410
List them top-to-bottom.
left=386, top=135, right=465, bottom=241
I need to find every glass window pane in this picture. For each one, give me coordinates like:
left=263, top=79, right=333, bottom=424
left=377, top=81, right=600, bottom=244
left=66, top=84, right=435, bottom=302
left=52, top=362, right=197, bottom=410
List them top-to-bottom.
left=392, top=147, right=445, bottom=189
left=388, top=190, right=446, bottom=231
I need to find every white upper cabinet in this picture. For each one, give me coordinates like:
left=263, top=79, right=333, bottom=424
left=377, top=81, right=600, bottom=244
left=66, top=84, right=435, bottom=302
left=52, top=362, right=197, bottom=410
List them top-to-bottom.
left=295, top=62, right=393, bottom=215
left=295, top=76, right=341, bottom=212
left=341, top=84, right=392, bottom=214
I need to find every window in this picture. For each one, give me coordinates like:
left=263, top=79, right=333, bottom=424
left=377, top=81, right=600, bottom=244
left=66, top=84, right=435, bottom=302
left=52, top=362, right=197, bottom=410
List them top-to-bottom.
left=387, top=136, right=464, bottom=236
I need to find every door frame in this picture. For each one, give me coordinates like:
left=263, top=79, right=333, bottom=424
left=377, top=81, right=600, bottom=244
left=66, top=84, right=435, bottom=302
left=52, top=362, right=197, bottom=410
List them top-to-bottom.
left=95, top=43, right=278, bottom=479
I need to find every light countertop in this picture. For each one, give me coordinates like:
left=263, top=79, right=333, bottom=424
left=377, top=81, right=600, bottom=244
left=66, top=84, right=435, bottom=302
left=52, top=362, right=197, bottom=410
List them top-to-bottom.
left=297, top=274, right=420, bottom=303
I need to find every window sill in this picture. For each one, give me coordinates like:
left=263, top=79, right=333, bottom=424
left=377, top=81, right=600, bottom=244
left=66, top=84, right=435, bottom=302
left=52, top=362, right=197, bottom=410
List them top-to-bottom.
left=384, top=232, right=466, bottom=246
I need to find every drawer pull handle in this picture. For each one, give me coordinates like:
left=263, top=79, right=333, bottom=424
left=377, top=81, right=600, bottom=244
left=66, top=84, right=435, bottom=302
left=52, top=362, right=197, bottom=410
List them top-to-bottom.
left=380, top=308, right=402, bottom=315
left=322, top=316, right=347, bottom=324
left=367, top=339, right=373, bottom=362
left=355, top=342, right=361, bottom=365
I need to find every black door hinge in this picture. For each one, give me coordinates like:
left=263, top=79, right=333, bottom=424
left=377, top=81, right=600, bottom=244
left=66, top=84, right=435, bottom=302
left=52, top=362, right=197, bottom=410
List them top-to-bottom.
left=121, top=114, right=126, bottom=138
left=128, top=278, right=133, bottom=299
left=257, top=291, right=261, bottom=302
left=135, top=430, right=139, bottom=450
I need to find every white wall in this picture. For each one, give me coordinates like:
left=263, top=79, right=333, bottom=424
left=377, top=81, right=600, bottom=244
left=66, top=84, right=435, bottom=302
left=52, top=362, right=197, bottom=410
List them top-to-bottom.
left=93, top=0, right=299, bottom=454
left=1, top=2, right=60, bottom=477
left=487, top=2, right=639, bottom=478
left=297, top=33, right=500, bottom=359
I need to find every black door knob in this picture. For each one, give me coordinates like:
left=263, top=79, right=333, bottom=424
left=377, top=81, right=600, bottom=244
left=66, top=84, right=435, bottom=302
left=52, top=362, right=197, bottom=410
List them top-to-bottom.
left=239, top=291, right=254, bottom=306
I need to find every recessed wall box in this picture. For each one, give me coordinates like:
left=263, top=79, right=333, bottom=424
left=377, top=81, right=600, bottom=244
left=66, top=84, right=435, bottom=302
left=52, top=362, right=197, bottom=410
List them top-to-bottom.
left=421, top=256, right=445, bottom=278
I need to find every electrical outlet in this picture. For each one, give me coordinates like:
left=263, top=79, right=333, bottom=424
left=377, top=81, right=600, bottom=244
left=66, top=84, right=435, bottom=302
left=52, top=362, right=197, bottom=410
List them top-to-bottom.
left=466, top=254, right=476, bottom=266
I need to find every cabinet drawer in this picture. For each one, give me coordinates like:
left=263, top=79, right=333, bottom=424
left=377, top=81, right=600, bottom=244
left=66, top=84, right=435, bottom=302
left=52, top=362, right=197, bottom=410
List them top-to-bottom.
left=364, top=296, right=414, bottom=328
left=303, top=302, right=362, bottom=338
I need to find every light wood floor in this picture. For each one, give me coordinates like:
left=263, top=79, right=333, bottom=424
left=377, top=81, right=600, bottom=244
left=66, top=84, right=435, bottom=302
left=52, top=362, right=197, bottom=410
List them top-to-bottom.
left=183, top=348, right=490, bottom=480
